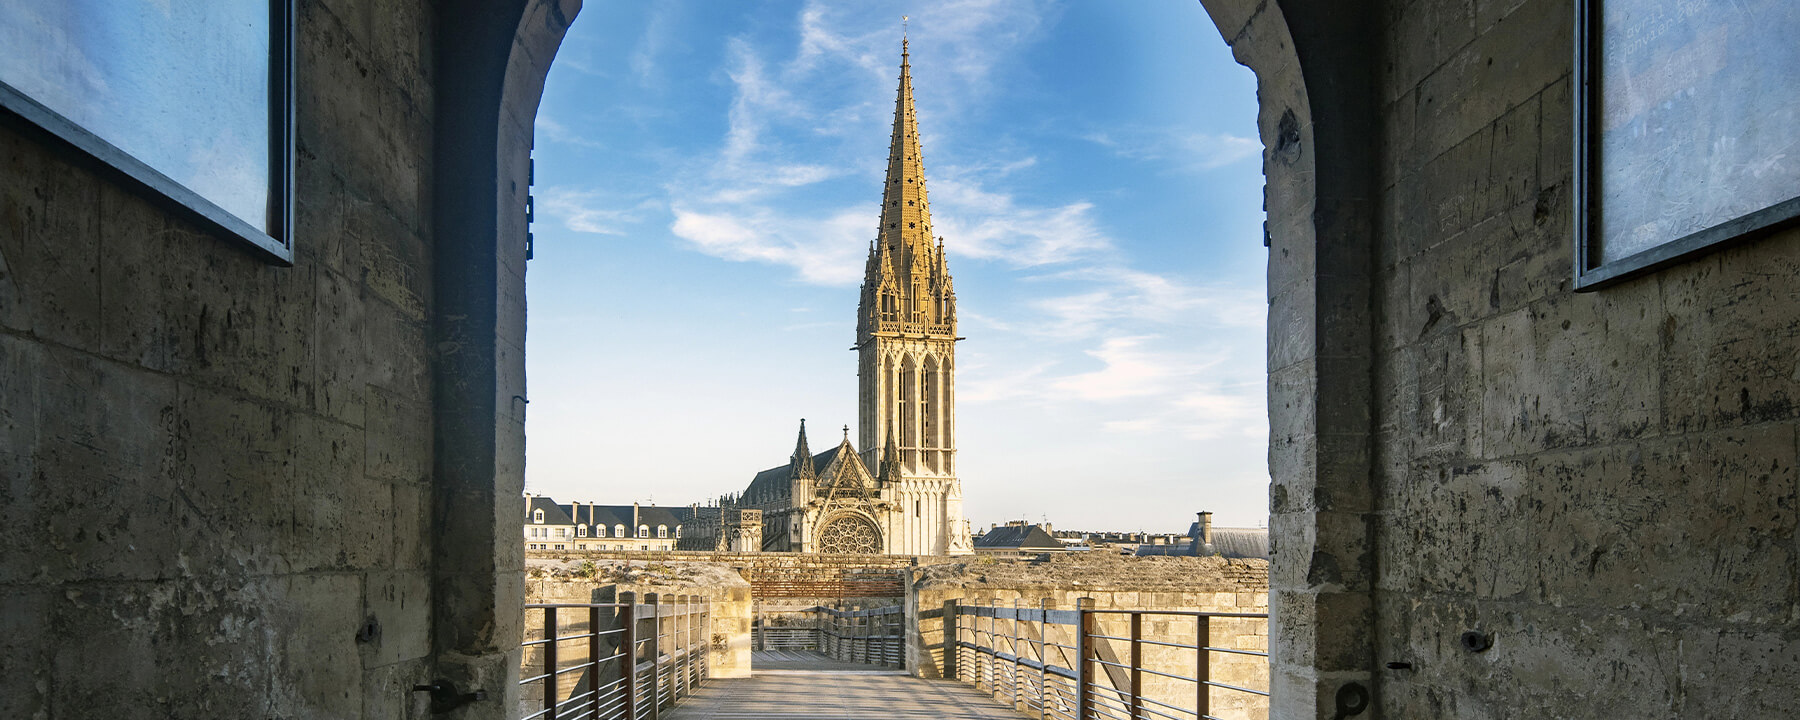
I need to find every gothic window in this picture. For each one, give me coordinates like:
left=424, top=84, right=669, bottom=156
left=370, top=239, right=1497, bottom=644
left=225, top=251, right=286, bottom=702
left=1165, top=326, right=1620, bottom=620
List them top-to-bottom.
left=900, top=357, right=917, bottom=449
left=924, top=358, right=939, bottom=449
left=915, top=499, right=921, bottom=516
left=816, top=515, right=880, bottom=554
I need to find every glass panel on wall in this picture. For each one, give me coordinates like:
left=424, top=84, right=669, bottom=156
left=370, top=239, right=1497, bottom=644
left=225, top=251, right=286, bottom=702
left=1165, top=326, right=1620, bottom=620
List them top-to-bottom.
left=0, top=1, right=286, bottom=255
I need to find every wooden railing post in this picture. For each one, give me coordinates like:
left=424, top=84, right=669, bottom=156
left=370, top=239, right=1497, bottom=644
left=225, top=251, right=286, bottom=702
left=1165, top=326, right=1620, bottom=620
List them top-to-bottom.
left=621, top=592, right=637, bottom=719
left=1076, top=598, right=1093, bottom=720
left=543, top=606, right=559, bottom=720
left=1129, top=612, right=1143, bottom=720
left=1197, top=615, right=1211, bottom=720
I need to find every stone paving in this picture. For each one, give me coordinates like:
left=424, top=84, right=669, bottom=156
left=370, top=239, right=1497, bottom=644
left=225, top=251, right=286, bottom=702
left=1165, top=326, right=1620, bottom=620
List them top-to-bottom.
left=665, top=651, right=1021, bottom=719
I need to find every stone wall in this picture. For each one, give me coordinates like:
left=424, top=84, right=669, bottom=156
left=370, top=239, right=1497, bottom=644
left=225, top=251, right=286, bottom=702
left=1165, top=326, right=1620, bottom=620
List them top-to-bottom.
left=1203, top=0, right=1800, bottom=716
left=1365, top=0, right=1800, bottom=715
left=0, top=1, right=446, bottom=717
left=526, top=549, right=956, bottom=599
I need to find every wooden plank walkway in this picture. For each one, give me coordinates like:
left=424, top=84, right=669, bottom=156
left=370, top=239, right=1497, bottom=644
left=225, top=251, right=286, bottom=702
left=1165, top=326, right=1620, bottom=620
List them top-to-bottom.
left=665, top=652, right=1023, bottom=719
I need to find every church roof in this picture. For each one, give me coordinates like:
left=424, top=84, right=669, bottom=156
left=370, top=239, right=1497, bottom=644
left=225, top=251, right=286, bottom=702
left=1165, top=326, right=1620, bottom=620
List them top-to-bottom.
left=974, top=524, right=1064, bottom=551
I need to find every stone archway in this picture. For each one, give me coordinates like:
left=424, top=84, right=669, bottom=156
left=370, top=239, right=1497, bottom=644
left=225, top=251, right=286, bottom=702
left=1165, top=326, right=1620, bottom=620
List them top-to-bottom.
left=436, top=2, right=1373, bottom=717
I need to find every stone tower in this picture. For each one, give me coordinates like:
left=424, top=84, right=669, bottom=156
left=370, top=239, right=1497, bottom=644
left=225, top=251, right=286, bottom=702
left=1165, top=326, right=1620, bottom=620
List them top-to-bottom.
left=856, top=40, right=970, bottom=555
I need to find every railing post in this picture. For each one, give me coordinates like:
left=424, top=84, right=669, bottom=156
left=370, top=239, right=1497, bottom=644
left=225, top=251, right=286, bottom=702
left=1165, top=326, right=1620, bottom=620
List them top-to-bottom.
left=646, top=592, right=661, bottom=720
left=620, top=593, right=637, bottom=719
left=1015, top=597, right=1029, bottom=712
left=1039, top=598, right=1051, bottom=720
left=1076, top=598, right=1092, bottom=720
left=946, top=599, right=960, bottom=681
left=589, top=604, right=602, bottom=717
left=543, top=606, right=559, bottom=720
left=1129, top=612, right=1142, bottom=720
left=1196, top=615, right=1211, bottom=720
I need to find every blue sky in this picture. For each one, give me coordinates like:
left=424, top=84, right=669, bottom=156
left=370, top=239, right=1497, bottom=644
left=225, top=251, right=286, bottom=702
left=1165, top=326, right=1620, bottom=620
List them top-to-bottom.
left=524, top=0, right=1268, bottom=532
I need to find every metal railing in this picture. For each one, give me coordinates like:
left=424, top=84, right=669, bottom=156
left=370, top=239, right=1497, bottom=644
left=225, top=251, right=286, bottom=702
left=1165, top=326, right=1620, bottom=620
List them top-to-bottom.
left=520, top=592, right=710, bottom=720
left=952, top=600, right=1269, bottom=720
left=750, top=605, right=904, bottom=668
left=817, top=605, right=904, bottom=667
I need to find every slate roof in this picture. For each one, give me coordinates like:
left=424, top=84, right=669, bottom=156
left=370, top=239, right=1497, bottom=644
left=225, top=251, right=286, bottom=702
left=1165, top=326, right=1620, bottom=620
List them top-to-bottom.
left=743, top=442, right=867, bottom=500
left=526, top=496, right=573, bottom=525
left=527, top=496, right=698, bottom=533
left=973, top=524, right=1064, bottom=551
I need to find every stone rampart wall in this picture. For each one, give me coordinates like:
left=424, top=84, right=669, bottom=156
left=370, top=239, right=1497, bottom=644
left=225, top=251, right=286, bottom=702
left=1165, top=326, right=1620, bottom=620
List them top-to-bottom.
left=526, top=549, right=957, bottom=599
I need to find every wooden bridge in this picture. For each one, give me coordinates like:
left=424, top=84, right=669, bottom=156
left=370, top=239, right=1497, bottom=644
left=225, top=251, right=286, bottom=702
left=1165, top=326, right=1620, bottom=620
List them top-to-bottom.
left=663, top=651, right=1022, bottom=720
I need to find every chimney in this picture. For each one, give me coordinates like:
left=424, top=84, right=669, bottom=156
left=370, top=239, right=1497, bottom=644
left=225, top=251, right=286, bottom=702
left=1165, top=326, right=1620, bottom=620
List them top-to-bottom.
left=634, top=502, right=641, bottom=533
left=1198, top=511, right=1214, bottom=545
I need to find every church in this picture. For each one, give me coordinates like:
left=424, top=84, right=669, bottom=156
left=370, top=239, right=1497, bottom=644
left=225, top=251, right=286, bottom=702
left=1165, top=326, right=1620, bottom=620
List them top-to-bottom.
left=722, top=42, right=972, bottom=556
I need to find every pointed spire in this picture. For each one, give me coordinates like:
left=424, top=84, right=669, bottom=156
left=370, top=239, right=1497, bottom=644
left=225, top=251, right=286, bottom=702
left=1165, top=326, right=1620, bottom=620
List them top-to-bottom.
left=859, top=39, right=955, bottom=339
left=792, top=419, right=815, bottom=479
left=881, top=424, right=903, bottom=483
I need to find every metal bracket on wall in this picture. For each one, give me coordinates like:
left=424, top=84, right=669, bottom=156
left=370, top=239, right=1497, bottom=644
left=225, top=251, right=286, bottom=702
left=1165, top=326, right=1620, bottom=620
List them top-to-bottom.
left=412, top=680, right=487, bottom=714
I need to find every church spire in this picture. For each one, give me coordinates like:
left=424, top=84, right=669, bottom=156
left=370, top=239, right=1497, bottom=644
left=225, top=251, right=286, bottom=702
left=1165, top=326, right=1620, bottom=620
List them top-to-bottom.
left=877, top=37, right=936, bottom=267
left=792, top=419, right=815, bottom=480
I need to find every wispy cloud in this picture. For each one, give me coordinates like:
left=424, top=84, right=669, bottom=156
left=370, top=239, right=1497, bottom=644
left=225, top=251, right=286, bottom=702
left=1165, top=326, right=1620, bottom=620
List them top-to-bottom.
left=537, top=116, right=606, bottom=150
left=1085, top=126, right=1261, bottom=173
left=930, top=172, right=1113, bottom=266
left=540, top=188, right=655, bottom=235
left=669, top=206, right=868, bottom=285
left=1024, top=268, right=1265, bottom=339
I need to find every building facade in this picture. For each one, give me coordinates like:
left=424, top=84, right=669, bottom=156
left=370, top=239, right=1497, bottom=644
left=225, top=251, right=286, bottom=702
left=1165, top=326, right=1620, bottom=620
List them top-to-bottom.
left=726, top=43, right=971, bottom=556
left=522, top=495, right=693, bottom=552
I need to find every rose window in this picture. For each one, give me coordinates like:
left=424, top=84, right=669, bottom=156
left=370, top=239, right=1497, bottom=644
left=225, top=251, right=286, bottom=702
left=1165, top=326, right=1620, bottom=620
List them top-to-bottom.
left=816, top=516, right=880, bottom=554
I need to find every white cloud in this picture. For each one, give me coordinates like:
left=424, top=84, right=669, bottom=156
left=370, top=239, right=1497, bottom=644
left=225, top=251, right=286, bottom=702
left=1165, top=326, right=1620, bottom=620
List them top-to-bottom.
left=536, top=116, right=606, bottom=150
left=1085, top=126, right=1261, bottom=173
left=929, top=174, right=1114, bottom=266
left=540, top=188, right=654, bottom=235
left=669, top=206, right=868, bottom=285
left=1024, top=268, right=1265, bottom=340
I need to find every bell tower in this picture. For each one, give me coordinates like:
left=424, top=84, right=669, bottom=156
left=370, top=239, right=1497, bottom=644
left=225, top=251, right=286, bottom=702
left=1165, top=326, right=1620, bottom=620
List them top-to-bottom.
left=855, top=40, right=968, bottom=555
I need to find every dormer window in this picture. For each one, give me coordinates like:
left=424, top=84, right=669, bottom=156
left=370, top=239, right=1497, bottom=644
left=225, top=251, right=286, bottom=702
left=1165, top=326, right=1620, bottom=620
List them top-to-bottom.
left=533, top=509, right=544, bottom=523
left=615, top=524, right=626, bottom=538
left=577, top=525, right=587, bottom=537
left=597, top=525, right=607, bottom=538
left=638, top=525, right=649, bottom=538
left=657, top=525, right=668, bottom=538
left=675, top=525, right=682, bottom=538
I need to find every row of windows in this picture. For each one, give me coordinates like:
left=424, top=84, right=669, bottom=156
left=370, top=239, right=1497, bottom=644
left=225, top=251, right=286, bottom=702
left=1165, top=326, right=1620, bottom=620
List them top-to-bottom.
left=526, top=517, right=681, bottom=539
left=526, top=544, right=656, bottom=551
